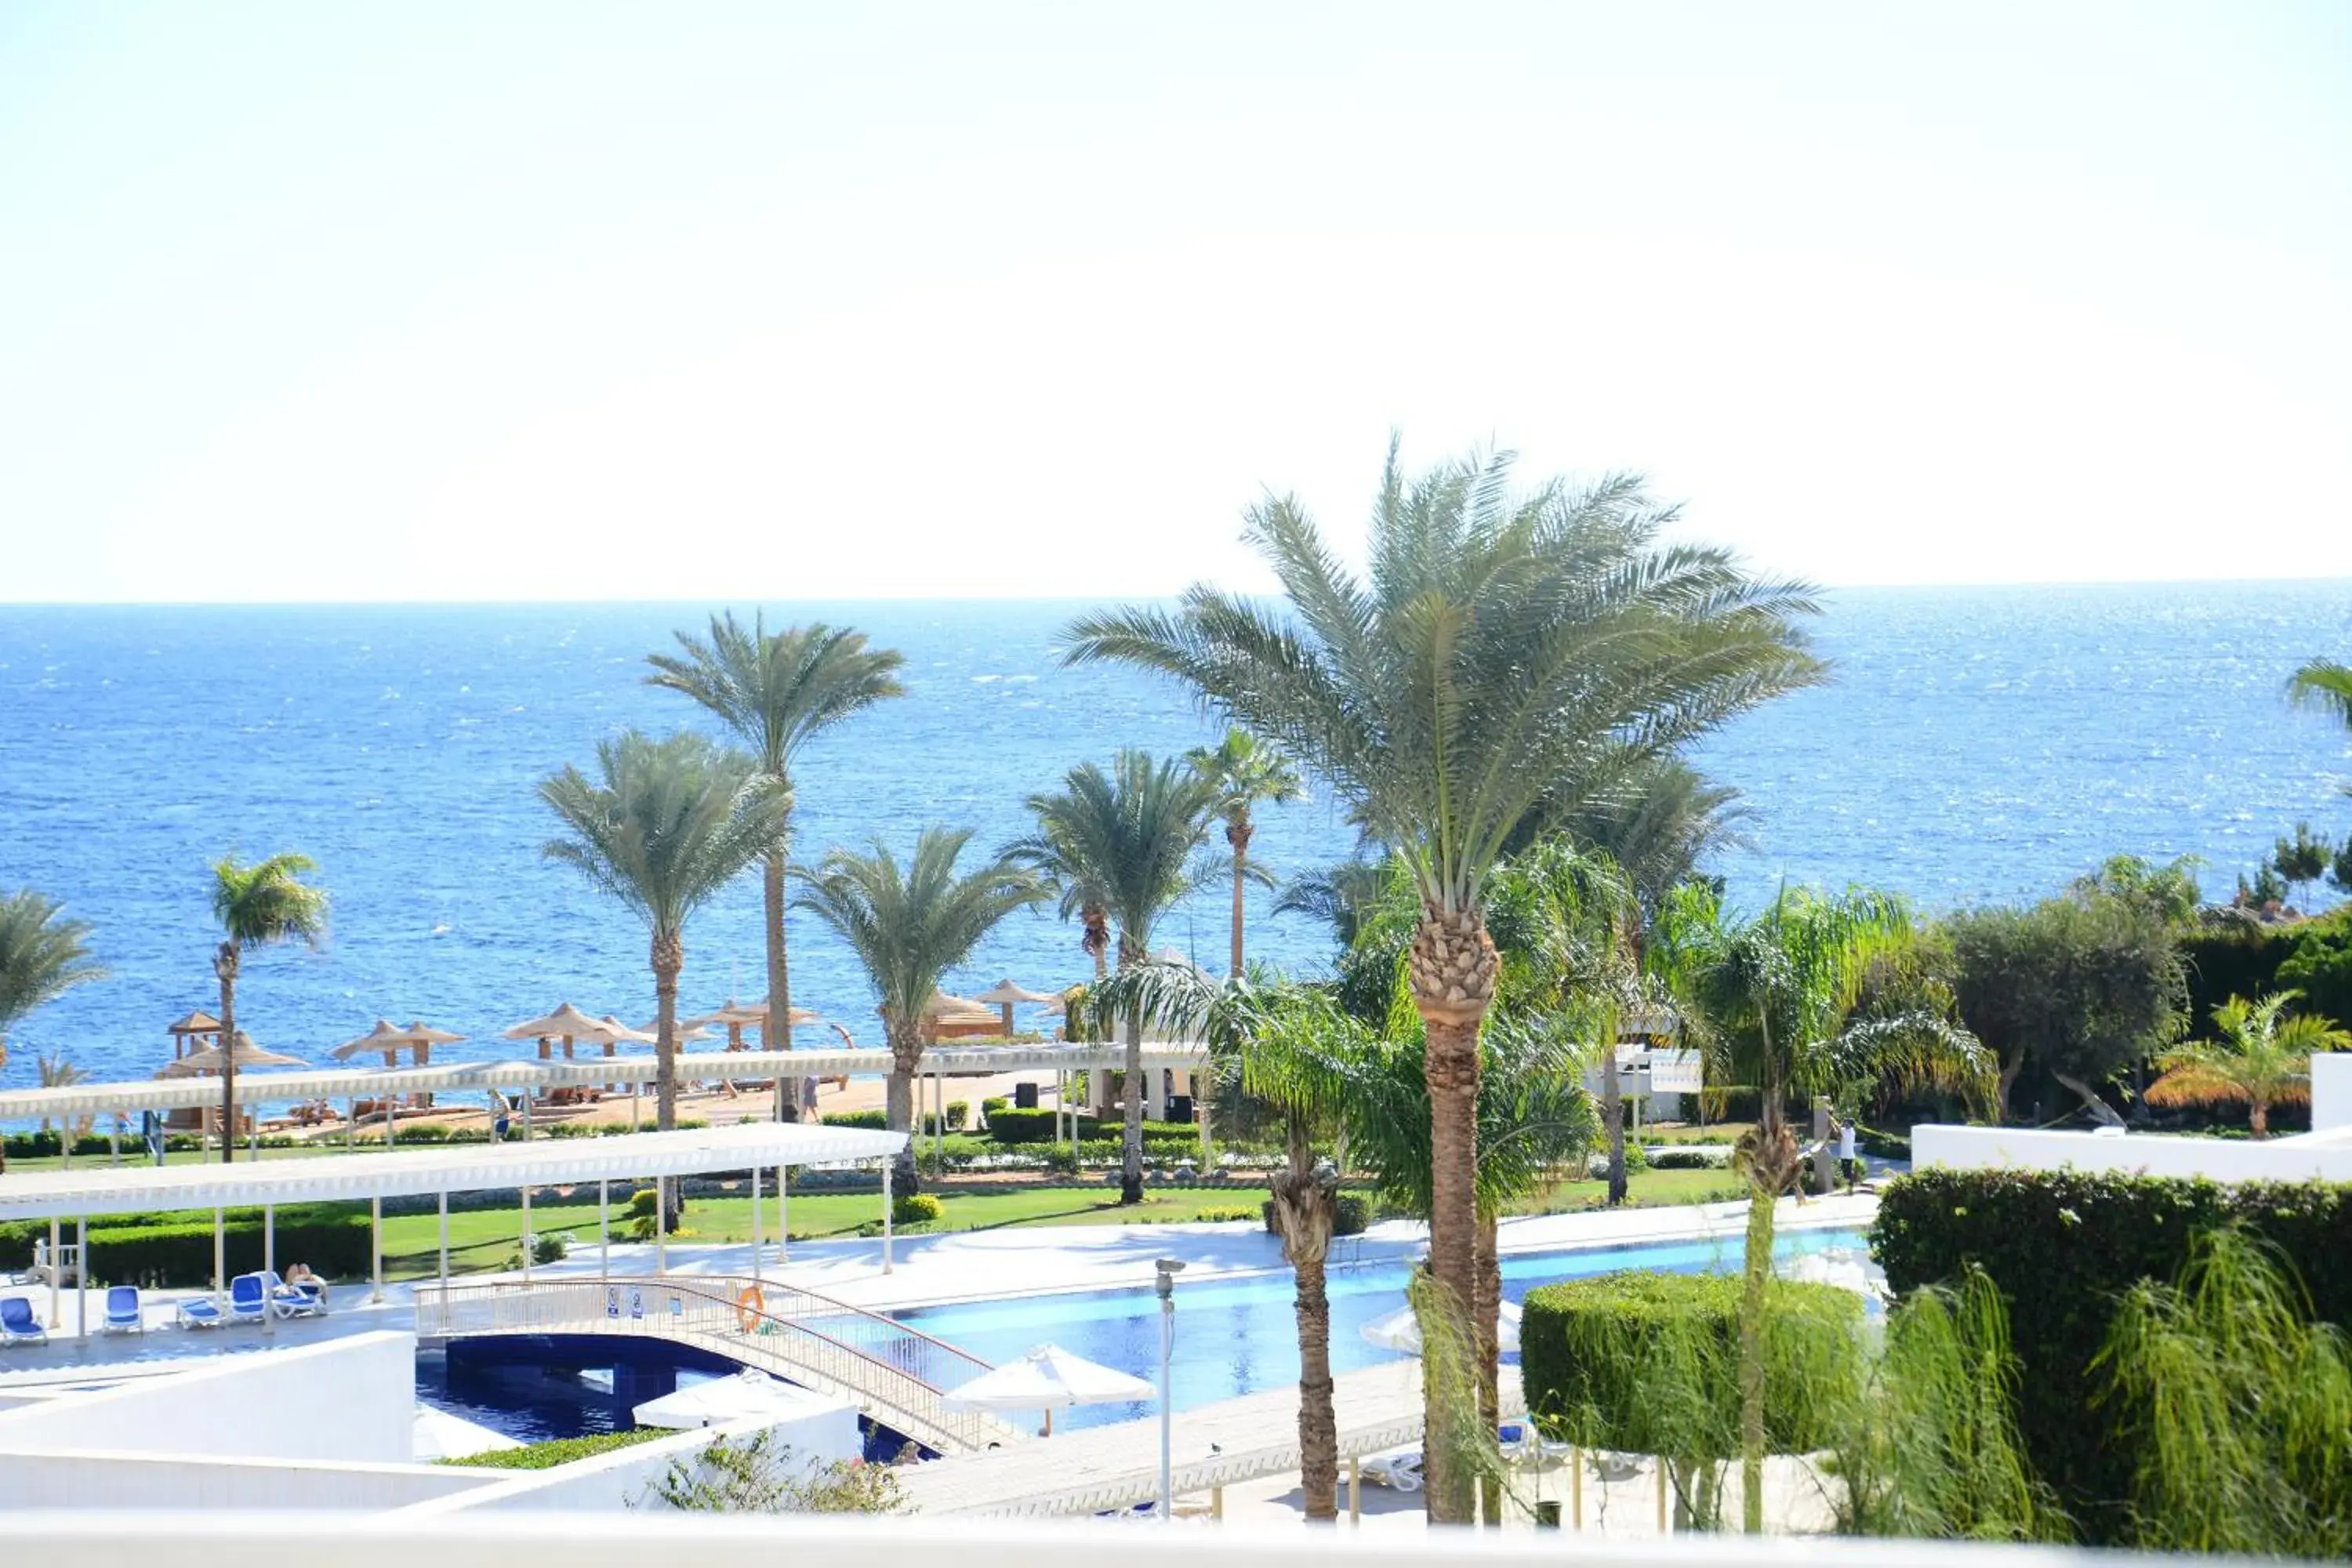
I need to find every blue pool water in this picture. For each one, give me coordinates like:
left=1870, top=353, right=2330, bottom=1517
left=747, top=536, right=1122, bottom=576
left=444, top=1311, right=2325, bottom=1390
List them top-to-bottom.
left=893, top=1226, right=1871, bottom=1432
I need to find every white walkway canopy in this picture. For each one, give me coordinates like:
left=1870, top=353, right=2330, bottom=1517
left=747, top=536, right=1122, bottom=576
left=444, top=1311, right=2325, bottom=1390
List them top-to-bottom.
left=0, top=1042, right=1208, bottom=1124
left=0, top=1122, right=903, bottom=1222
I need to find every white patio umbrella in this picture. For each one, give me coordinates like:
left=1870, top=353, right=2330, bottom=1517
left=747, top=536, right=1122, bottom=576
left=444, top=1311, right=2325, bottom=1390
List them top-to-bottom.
left=1362, top=1299, right=1523, bottom=1355
left=943, top=1342, right=1156, bottom=1436
left=632, top=1368, right=844, bottom=1429
left=412, top=1406, right=521, bottom=1462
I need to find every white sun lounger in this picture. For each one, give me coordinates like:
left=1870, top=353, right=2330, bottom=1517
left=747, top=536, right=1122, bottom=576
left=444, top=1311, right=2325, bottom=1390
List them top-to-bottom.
left=1359, top=1445, right=1423, bottom=1492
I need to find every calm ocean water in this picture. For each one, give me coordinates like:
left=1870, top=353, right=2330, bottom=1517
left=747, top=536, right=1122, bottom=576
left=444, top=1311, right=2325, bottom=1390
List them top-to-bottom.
left=2, top=583, right=2348, bottom=1095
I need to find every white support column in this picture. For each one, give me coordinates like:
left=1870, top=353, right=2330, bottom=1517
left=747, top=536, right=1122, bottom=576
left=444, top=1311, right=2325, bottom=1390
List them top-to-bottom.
left=1145, top=1062, right=1167, bottom=1121
left=934, top=1073, right=945, bottom=1169
left=630, top=1082, right=641, bottom=1134
left=521, top=1094, right=533, bottom=1142
left=880, top=1158, right=895, bottom=1274
left=779, top=1163, right=789, bottom=1261
left=750, top=1164, right=764, bottom=1283
left=597, top=1180, right=610, bottom=1280
left=655, top=1180, right=668, bottom=1276
left=520, top=1184, right=533, bottom=1283
left=437, top=1191, right=449, bottom=1290
left=370, top=1196, right=383, bottom=1303
left=263, top=1203, right=276, bottom=1334
left=212, top=1207, right=225, bottom=1299
left=74, top=1215, right=88, bottom=1340
left=46, top=1218, right=60, bottom=1327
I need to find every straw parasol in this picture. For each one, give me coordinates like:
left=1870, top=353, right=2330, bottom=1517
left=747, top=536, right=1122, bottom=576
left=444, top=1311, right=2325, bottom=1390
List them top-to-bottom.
left=970, top=978, right=1061, bottom=1036
left=920, top=991, right=1005, bottom=1043
left=684, top=999, right=819, bottom=1051
left=504, top=1001, right=607, bottom=1062
left=596, top=1014, right=658, bottom=1046
left=332, top=1018, right=414, bottom=1066
left=646, top=1020, right=713, bottom=1044
left=399, top=1021, right=465, bottom=1068
left=158, top=1031, right=305, bottom=1077
left=943, top=1343, right=1156, bottom=1436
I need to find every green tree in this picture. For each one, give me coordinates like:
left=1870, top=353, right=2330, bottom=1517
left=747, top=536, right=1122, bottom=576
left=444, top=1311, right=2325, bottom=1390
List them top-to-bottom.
left=1062, top=442, right=1821, bottom=1521
left=647, top=613, right=906, bottom=1115
left=2287, top=656, right=2352, bottom=742
left=1185, top=728, right=1303, bottom=978
left=539, top=732, right=789, bottom=1138
left=1015, top=751, right=1221, bottom=1203
left=1521, top=755, right=1753, bottom=918
left=2270, top=822, right=2332, bottom=909
left=793, top=828, right=1044, bottom=1189
left=209, top=854, right=328, bottom=1163
left=2071, top=854, right=2203, bottom=927
left=1274, top=858, right=1391, bottom=954
left=1651, top=883, right=1987, bottom=1533
left=1946, top=888, right=2187, bottom=1122
left=0, top=890, right=103, bottom=1076
left=2143, top=989, right=2351, bottom=1137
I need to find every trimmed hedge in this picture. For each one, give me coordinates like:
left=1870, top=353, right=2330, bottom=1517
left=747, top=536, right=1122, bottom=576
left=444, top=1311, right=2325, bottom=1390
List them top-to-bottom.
left=983, top=1108, right=1193, bottom=1145
left=820, top=1110, right=888, bottom=1131
left=1871, top=1167, right=2352, bottom=1542
left=891, top=1192, right=943, bottom=1226
left=0, top=1205, right=373, bottom=1286
left=1520, top=1271, right=1861, bottom=1457
left=440, top=1426, right=670, bottom=1469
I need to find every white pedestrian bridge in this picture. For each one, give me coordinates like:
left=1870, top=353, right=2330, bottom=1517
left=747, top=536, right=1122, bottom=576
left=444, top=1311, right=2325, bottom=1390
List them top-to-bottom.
left=415, top=1271, right=1023, bottom=1456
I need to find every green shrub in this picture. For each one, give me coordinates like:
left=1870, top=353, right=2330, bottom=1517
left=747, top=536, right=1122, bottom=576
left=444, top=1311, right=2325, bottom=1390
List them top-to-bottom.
left=980, top=1096, right=1009, bottom=1120
left=943, top=1100, right=968, bottom=1131
left=985, top=1108, right=1191, bottom=1145
left=820, top=1110, right=888, bottom=1131
left=1646, top=1145, right=1728, bottom=1171
left=1041, top=1146, right=1080, bottom=1176
left=1871, top=1167, right=2352, bottom=1543
left=891, top=1192, right=943, bottom=1227
left=1333, top=1193, right=1370, bottom=1236
left=1194, top=1206, right=1259, bottom=1223
left=34, top=1210, right=375, bottom=1287
left=531, top=1231, right=572, bottom=1265
left=1520, top=1270, right=1861, bottom=1459
left=443, top=1427, right=670, bottom=1470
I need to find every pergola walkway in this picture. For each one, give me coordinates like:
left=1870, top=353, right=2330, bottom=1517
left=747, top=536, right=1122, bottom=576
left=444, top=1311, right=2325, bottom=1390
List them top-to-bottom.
left=898, top=1358, right=1526, bottom=1518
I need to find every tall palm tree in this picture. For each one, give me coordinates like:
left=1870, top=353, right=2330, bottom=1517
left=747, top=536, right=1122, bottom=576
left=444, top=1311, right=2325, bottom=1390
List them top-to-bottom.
left=1064, top=441, right=1822, bottom=1518
left=647, top=613, right=906, bottom=1116
left=2288, top=658, right=2352, bottom=739
left=1185, top=728, right=1304, bottom=977
left=539, top=731, right=790, bottom=1140
left=1016, top=751, right=1222, bottom=1202
left=1549, top=756, right=1753, bottom=919
left=793, top=828, right=1044, bottom=1189
left=209, top=854, right=328, bottom=1163
left=1651, top=882, right=1989, bottom=1532
left=0, top=890, right=104, bottom=1075
left=2146, top=989, right=2351, bottom=1138
left=34, top=1051, right=89, bottom=1142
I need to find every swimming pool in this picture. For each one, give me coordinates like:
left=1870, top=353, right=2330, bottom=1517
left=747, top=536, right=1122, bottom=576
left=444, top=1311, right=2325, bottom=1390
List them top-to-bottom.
left=893, top=1225, right=1872, bottom=1432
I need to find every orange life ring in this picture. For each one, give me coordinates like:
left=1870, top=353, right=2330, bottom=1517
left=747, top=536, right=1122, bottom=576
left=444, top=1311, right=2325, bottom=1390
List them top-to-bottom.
left=735, top=1284, right=766, bottom=1332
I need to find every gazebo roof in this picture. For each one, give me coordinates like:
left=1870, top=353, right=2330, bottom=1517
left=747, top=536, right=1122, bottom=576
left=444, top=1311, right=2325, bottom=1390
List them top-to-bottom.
left=164, top=1011, right=223, bottom=1036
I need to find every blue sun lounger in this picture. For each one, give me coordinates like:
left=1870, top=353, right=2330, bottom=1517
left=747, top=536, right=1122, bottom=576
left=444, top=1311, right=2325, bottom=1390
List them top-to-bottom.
left=227, top=1273, right=270, bottom=1325
left=103, top=1285, right=144, bottom=1334
left=0, top=1295, right=47, bottom=1346
left=176, top=1296, right=226, bottom=1330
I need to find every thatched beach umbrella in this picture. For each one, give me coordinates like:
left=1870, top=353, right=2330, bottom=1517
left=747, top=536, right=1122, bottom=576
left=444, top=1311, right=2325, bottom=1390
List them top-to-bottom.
left=971, top=978, right=1061, bottom=1036
left=504, top=1001, right=605, bottom=1062
left=332, top=1018, right=414, bottom=1068
left=399, top=1020, right=465, bottom=1068
left=160, top=1031, right=304, bottom=1076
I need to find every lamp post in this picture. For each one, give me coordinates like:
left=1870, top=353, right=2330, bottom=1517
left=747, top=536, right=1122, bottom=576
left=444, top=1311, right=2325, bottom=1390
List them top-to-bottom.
left=1156, top=1257, right=1185, bottom=1519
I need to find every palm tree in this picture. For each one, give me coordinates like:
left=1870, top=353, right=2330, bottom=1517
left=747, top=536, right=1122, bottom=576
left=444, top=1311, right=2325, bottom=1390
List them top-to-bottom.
left=1064, top=441, right=1823, bottom=1519
left=647, top=613, right=906, bottom=1115
left=2288, top=658, right=2352, bottom=736
left=1185, top=728, right=1304, bottom=977
left=539, top=731, right=790, bottom=1144
left=1016, top=751, right=1221, bottom=1203
left=1548, top=756, right=1753, bottom=919
left=793, top=828, right=1044, bottom=1189
left=209, top=854, right=328, bottom=1163
left=1274, top=857, right=1391, bottom=953
left=1651, top=882, right=1989, bottom=1532
left=0, top=890, right=104, bottom=1075
left=2146, top=990, right=2351, bottom=1138
left=34, top=1051, right=89, bottom=1142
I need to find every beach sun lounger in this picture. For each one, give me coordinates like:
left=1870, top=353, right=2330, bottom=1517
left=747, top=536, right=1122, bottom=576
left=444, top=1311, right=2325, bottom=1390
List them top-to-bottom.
left=262, top=1270, right=325, bottom=1319
left=227, top=1273, right=270, bottom=1324
left=103, top=1284, right=144, bottom=1334
left=0, top=1295, right=48, bottom=1346
left=176, top=1297, right=227, bottom=1330
left=1359, top=1445, right=1423, bottom=1493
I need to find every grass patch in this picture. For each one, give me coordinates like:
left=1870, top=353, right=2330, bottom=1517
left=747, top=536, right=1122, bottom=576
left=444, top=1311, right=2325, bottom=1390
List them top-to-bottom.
left=441, top=1426, right=672, bottom=1469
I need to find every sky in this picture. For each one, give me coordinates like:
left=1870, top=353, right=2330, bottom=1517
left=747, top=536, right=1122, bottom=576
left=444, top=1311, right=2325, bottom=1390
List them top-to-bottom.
left=2, top=2, right=2347, bottom=603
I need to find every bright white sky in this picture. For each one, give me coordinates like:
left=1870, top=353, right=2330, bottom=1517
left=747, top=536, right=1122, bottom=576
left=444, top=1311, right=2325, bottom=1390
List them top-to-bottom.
left=2, top=2, right=2347, bottom=602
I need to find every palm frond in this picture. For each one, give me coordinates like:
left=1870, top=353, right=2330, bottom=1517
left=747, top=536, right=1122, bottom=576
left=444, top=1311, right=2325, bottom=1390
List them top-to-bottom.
left=0, top=891, right=105, bottom=1035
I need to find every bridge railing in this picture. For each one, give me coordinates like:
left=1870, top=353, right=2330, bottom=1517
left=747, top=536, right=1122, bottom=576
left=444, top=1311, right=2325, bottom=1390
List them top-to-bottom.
left=414, top=1273, right=1012, bottom=1453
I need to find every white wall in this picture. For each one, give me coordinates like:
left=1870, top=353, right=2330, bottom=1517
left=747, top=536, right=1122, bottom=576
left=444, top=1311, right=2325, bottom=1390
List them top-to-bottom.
left=2313, top=1054, right=2352, bottom=1133
left=1913, top=1123, right=2352, bottom=1182
left=0, top=1330, right=415, bottom=1465
left=0, top=1449, right=486, bottom=1512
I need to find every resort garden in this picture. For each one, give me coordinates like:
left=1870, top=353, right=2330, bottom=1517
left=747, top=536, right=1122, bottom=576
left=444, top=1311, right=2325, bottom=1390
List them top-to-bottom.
left=5, top=448, right=2352, bottom=1548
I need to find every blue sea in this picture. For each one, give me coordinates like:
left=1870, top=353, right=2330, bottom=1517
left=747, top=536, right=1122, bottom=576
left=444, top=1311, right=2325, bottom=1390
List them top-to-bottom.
left=2, top=583, right=2348, bottom=1098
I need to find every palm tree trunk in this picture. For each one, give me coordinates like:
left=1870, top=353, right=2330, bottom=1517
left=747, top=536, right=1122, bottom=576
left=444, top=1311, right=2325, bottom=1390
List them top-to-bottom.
left=1227, top=819, right=1250, bottom=978
left=764, top=845, right=798, bottom=1120
left=1409, top=902, right=1495, bottom=1526
left=652, top=931, right=683, bottom=1131
left=214, top=942, right=240, bottom=1164
left=1120, top=990, right=1145, bottom=1206
left=885, top=1025, right=922, bottom=1193
left=1603, top=1049, right=1627, bottom=1205
left=2251, top=1099, right=2270, bottom=1138
left=1272, top=1112, right=1338, bottom=1522
left=1738, top=1178, right=1773, bottom=1534
left=1474, top=1210, right=1502, bottom=1527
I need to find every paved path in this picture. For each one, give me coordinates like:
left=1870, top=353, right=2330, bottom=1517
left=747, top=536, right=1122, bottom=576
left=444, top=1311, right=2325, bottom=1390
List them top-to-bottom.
left=897, top=1357, right=1526, bottom=1517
